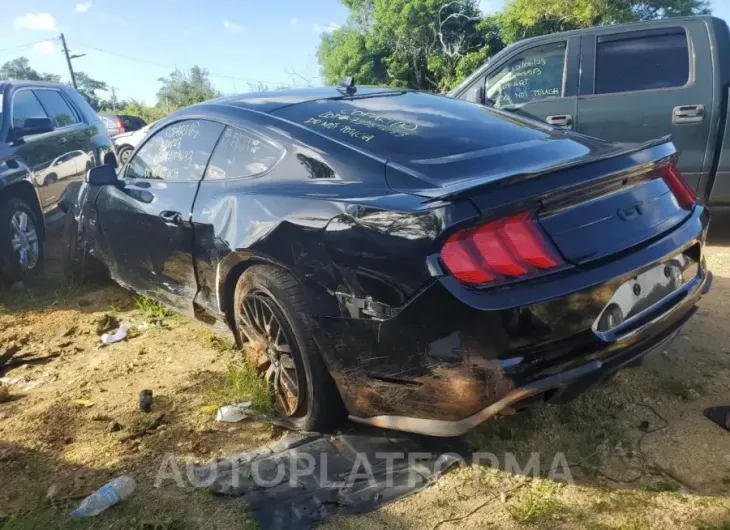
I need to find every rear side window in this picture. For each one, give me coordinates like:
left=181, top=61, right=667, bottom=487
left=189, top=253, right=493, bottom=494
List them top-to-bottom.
left=594, top=29, right=689, bottom=94
left=485, top=41, right=567, bottom=108
left=12, top=90, right=49, bottom=129
left=34, top=90, right=80, bottom=127
left=126, top=119, right=224, bottom=181
left=204, top=126, right=284, bottom=180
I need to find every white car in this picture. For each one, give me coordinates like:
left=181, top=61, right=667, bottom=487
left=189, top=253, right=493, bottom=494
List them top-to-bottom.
left=113, top=121, right=156, bottom=164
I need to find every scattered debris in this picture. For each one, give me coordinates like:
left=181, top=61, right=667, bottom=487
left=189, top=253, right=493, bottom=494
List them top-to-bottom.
left=95, top=314, right=120, bottom=336
left=137, top=322, right=153, bottom=332
left=101, top=324, right=128, bottom=345
left=62, top=326, right=78, bottom=338
left=139, top=389, right=153, bottom=413
left=72, top=399, right=95, bottom=408
left=215, top=401, right=253, bottom=423
left=704, top=406, right=730, bottom=432
left=91, top=413, right=112, bottom=422
left=119, top=413, right=166, bottom=443
left=638, top=420, right=650, bottom=432
left=107, top=421, right=123, bottom=433
left=197, top=430, right=467, bottom=529
left=71, top=475, right=136, bottom=518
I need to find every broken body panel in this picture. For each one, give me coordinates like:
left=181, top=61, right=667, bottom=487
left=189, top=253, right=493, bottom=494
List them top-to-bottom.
left=61, top=88, right=711, bottom=436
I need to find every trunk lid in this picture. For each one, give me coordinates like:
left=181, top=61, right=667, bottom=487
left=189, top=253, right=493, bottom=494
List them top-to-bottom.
left=399, top=136, right=690, bottom=267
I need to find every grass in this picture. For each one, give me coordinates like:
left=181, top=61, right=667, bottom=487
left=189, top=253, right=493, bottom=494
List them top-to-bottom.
left=0, top=277, right=81, bottom=315
left=135, top=295, right=177, bottom=323
left=203, top=361, right=276, bottom=417
left=506, top=480, right=564, bottom=525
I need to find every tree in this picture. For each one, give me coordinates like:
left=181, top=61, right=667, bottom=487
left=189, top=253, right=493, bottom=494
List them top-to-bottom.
left=319, top=0, right=711, bottom=92
left=319, top=0, right=495, bottom=91
left=499, top=0, right=711, bottom=44
left=0, top=57, right=60, bottom=83
left=156, top=66, right=220, bottom=109
left=74, top=71, right=108, bottom=110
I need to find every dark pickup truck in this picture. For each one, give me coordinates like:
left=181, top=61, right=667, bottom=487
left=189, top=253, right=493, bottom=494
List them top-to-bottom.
left=451, top=15, right=730, bottom=205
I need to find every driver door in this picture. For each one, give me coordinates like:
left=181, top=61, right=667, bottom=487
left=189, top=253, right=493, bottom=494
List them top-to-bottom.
left=458, top=36, right=580, bottom=131
left=92, top=119, right=225, bottom=314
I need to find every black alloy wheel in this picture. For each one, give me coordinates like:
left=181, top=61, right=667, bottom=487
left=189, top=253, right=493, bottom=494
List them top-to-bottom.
left=237, top=291, right=304, bottom=416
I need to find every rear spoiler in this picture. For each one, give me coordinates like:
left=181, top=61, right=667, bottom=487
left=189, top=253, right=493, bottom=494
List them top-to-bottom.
left=416, top=135, right=675, bottom=204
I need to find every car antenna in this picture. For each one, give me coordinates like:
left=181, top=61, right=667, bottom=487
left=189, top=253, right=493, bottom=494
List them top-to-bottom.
left=337, top=76, right=357, bottom=96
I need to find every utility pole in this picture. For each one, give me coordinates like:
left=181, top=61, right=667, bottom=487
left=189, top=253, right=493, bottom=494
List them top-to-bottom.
left=60, top=33, right=77, bottom=89
left=110, top=87, right=118, bottom=111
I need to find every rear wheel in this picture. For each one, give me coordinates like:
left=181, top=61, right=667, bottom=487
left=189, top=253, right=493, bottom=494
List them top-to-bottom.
left=0, top=197, right=43, bottom=284
left=232, top=265, right=344, bottom=431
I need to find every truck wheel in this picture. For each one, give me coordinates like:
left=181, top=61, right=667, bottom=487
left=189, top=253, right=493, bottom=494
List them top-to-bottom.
left=0, top=197, right=43, bottom=284
left=61, top=212, right=107, bottom=284
left=232, top=265, right=345, bottom=431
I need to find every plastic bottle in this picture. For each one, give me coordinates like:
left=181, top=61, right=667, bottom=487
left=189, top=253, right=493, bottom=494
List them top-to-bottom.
left=71, top=475, right=136, bottom=518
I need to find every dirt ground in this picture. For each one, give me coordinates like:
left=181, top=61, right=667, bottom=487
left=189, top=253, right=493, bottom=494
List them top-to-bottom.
left=1, top=220, right=730, bottom=529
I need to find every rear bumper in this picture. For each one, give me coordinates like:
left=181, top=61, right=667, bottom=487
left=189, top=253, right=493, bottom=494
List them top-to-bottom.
left=313, top=205, right=711, bottom=436
left=349, top=269, right=708, bottom=437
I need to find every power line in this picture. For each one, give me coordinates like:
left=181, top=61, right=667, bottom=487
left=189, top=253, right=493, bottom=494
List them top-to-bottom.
left=0, top=37, right=59, bottom=55
left=75, top=43, right=304, bottom=87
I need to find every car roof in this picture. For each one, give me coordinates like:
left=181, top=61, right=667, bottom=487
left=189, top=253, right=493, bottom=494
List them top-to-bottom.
left=0, top=80, right=69, bottom=89
left=211, top=86, right=411, bottom=114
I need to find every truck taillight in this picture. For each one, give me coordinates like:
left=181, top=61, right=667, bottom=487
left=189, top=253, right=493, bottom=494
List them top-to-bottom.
left=660, top=164, right=696, bottom=209
left=441, top=212, right=562, bottom=285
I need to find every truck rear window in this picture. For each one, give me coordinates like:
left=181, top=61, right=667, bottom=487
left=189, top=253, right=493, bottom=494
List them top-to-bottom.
left=272, top=92, right=551, bottom=162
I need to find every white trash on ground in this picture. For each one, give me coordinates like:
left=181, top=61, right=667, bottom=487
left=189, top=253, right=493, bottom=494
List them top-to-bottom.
left=101, top=325, right=128, bottom=345
left=215, top=401, right=253, bottom=423
left=71, top=475, right=136, bottom=518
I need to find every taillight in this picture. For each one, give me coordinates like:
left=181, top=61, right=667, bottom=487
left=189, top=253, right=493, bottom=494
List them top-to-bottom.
left=116, top=116, right=124, bottom=134
left=660, top=164, right=696, bottom=209
left=441, top=212, right=562, bottom=285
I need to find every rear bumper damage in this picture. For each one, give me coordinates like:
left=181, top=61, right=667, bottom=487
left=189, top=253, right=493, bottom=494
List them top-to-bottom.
left=314, top=205, right=711, bottom=437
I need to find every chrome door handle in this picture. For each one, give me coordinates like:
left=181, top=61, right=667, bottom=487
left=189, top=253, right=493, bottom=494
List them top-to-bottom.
left=673, top=105, right=704, bottom=124
left=546, top=114, right=573, bottom=129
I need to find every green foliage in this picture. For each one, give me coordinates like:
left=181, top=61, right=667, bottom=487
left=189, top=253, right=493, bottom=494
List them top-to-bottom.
left=319, top=0, right=711, bottom=92
left=499, top=0, right=711, bottom=44
left=0, top=57, right=60, bottom=83
left=157, top=65, right=221, bottom=109
left=73, top=71, right=108, bottom=110
left=135, top=295, right=176, bottom=322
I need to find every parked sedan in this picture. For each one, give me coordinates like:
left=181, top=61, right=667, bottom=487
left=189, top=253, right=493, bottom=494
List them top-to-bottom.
left=61, top=87, right=711, bottom=436
left=112, top=121, right=155, bottom=164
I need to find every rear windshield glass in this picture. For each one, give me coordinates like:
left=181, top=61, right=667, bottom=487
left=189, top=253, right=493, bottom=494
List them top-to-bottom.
left=272, top=93, right=550, bottom=162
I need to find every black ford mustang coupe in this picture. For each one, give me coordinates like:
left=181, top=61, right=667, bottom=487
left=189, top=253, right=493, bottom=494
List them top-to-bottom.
left=61, top=86, right=711, bottom=437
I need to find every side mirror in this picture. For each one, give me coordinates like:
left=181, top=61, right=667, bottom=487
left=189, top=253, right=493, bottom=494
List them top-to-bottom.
left=14, top=117, right=54, bottom=139
left=86, top=164, right=118, bottom=186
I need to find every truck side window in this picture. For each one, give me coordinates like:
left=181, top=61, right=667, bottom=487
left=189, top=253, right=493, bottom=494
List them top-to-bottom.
left=594, top=29, right=689, bottom=95
left=485, top=42, right=566, bottom=108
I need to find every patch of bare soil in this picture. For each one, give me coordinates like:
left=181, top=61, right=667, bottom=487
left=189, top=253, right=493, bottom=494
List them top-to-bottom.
left=0, top=235, right=274, bottom=528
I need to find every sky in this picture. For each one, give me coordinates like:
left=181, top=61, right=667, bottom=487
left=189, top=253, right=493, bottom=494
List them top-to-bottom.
left=0, top=0, right=728, bottom=106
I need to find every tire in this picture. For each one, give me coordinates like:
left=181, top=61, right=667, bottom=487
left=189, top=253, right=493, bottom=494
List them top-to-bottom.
left=117, top=146, right=133, bottom=165
left=43, top=173, right=57, bottom=186
left=0, top=196, right=43, bottom=285
left=61, top=212, right=107, bottom=284
left=233, top=265, right=345, bottom=431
